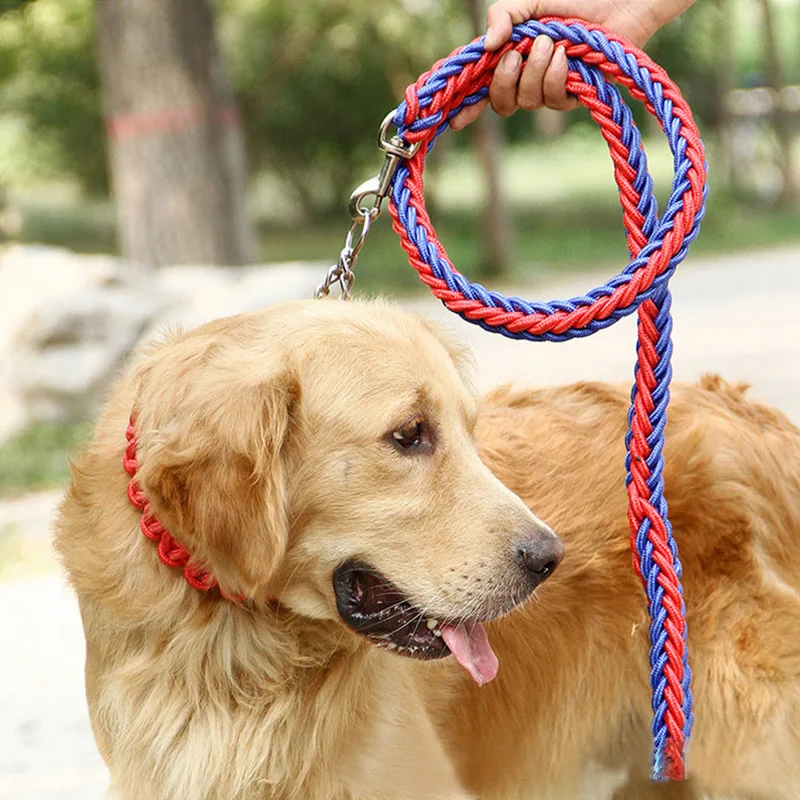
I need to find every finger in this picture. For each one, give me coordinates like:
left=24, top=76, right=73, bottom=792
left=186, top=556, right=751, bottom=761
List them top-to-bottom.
left=485, top=1, right=542, bottom=49
left=485, top=4, right=514, bottom=50
left=516, top=34, right=554, bottom=110
left=542, top=46, right=579, bottom=111
left=489, top=50, right=523, bottom=117
left=450, top=98, right=490, bottom=131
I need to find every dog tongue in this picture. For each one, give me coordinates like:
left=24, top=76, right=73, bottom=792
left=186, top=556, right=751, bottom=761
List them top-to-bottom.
left=440, top=622, right=498, bottom=686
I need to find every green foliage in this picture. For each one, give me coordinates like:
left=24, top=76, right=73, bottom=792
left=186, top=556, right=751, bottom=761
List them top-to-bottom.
left=0, top=0, right=106, bottom=194
left=0, top=0, right=35, bottom=13
left=1, top=0, right=798, bottom=212
left=220, top=0, right=469, bottom=217
left=646, top=1, right=727, bottom=128
left=0, top=420, right=91, bottom=495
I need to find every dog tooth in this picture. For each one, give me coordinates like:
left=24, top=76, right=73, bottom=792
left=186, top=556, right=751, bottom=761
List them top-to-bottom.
left=426, top=618, right=439, bottom=630
left=433, top=629, right=442, bottom=637
left=386, top=642, right=397, bottom=650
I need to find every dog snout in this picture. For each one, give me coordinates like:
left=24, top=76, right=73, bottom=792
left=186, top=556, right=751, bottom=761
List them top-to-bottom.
left=515, top=528, right=565, bottom=589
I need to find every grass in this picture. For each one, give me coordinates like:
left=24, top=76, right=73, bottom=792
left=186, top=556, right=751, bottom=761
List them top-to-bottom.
left=10, top=129, right=800, bottom=296
left=263, top=189, right=800, bottom=296
left=0, top=420, right=91, bottom=496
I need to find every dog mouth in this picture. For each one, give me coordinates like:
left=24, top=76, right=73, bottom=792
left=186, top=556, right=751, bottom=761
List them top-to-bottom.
left=332, top=560, right=499, bottom=685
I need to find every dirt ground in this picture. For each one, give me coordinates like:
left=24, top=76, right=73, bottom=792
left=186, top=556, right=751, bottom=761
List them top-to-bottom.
left=2, top=245, right=798, bottom=799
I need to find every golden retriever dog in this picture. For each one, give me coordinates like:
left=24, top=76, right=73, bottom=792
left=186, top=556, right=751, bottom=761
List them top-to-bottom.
left=55, top=298, right=800, bottom=800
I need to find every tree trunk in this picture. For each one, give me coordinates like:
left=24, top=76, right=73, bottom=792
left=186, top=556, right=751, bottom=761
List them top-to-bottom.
left=96, top=0, right=256, bottom=267
left=466, top=0, right=511, bottom=277
left=715, top=0, right=735, bottom=188
left=758, top=0, right=796, bottom=205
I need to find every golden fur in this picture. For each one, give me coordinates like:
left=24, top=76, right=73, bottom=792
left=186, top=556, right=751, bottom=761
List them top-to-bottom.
left=55, top=299, right=800, bottom=799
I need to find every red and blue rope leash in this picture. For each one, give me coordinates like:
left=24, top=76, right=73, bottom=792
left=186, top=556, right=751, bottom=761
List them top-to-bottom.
left=317, top=16, right=708, bottom=781
left=382, top=18, right=707, bottom=781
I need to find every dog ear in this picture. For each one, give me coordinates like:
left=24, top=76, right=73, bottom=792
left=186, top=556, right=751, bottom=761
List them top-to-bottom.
left=417, top=318, right=477, bottom=394
left=137, top=354, right=297, bottom=598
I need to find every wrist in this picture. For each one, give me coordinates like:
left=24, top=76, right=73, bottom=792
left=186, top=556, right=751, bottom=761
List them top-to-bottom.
left=647, top=0, right=695, bottom=37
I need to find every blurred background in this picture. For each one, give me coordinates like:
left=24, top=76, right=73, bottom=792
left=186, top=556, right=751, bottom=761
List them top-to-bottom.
left=0, top=0, right=799, bottom=797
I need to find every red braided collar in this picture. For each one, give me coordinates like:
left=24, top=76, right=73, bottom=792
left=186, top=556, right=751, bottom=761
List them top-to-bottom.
left=123, top=416, right=279, bottom=607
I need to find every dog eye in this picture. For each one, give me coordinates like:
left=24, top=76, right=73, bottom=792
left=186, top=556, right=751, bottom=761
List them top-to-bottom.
left=391, top=418, right=432, bottom=452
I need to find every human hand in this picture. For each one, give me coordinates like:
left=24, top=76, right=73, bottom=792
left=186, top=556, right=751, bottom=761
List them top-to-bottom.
left=451, top=0, right=693, bottom=128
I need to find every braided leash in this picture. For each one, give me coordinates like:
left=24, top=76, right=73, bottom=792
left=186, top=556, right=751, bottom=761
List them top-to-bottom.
left=378, top=18, right=707, bottom=781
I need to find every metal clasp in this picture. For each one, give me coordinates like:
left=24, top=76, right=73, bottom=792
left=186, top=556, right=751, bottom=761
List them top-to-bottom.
left=316, top=112, right=420, bottom=300
left=348, top=112, right=421, bottom=221
left=314, top=211, right=371, bottom=300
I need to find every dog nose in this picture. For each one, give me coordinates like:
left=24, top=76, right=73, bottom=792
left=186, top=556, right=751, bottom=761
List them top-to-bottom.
left=516, top=531, right=565, bottom=589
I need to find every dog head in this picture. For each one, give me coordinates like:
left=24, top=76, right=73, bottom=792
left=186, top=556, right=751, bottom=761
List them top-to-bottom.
left=133, top=299, right=562, bottom=680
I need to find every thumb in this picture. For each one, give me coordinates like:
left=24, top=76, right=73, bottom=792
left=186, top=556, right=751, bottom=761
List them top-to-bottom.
left=485, top=1, right=545, bottom=49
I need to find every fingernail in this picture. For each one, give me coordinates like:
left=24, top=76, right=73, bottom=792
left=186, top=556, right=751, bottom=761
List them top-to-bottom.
left=485, top=26, right=501, bottom=50
left=533, top=35, right=554, bottom=59
left=554, top=45, right=567, bottom=65
left=500, top=50, right=522, bottom=74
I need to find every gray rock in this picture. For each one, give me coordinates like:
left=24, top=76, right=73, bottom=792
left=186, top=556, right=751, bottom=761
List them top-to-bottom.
left=0, top=245, right=164, bottom=430
left=0, top=246, right=327, bottom=443
left=141, top=261, right=324, bottom=339
left=14, top=285, right=166, bottom=421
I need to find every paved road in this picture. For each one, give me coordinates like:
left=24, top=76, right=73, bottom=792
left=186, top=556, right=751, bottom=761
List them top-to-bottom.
left=408, top=245, right=800, bottom=424
left=1, top=246, right=798, bottom=799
